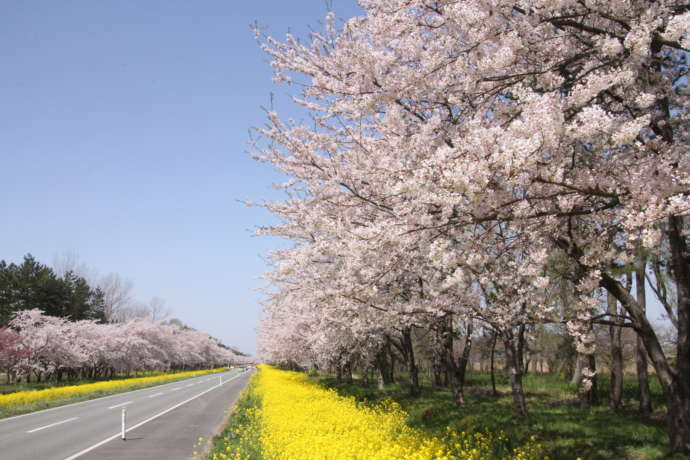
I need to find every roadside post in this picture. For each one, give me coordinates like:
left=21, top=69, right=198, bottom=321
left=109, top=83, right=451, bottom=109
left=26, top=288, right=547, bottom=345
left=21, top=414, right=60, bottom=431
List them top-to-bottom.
left=121, top=408, right=127, bottom=440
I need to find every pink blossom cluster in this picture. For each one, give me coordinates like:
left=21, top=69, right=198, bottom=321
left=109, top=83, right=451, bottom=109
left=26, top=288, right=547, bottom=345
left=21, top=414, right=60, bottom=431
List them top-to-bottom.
left=253, top=0, right=688, bottom=368
left=0, top=309, right=242, bottom=380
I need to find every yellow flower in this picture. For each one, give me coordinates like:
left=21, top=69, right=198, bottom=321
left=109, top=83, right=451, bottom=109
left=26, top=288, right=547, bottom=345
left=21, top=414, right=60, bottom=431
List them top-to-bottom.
left=0, top=368, right=227, bottom=409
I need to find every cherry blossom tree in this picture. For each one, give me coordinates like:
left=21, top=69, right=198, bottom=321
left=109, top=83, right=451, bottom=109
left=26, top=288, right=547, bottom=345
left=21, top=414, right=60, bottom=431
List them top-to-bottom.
left=252, top=1, right=690, bottom=452
left=6, top=309, right=240, bottom=380
left=0, top=328, right=27, bottom=384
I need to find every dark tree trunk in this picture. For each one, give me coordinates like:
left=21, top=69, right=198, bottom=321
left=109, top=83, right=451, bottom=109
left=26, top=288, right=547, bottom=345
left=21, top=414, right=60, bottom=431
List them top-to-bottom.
left=667, top=216, right=690, bottom=452
left=636, top=250, right=653, bottom=416
left=608, top=291, right=624, bottom=410
left=443, top=320, right=473, bottom=406
left=399, top=327, right=420, bottom=396
left=432, top=328, right=444, bottom=389
left=490, top=331, right=498, bottom=396
left=388, top=343, right=396, bottom=384
left=344, top=361, right=353, bottom=384
left=432, top=363, right=442, bottom=388
left=362, top=366, right=370, bottom=387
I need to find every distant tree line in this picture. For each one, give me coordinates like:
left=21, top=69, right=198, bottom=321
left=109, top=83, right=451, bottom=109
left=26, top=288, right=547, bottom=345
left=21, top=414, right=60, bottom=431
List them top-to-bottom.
left=0, top=253, right=176, bottom=327
left=0, top=254, right=105, bottom=325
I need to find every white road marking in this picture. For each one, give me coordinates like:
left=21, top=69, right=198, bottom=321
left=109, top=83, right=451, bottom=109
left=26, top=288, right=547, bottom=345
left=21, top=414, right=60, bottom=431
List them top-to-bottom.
left=0, top=371, right=233, bottom=424
left=64, top=371, right=247, bottom=460
left=185, top=383, right=194, bottom=387
left=169, top=387, right=182, bottom=392
left=148, top=392, right=163, bottom=398
left=107, top=401, right=132, bottom=410
left=27, top=417, right=78, bottom=433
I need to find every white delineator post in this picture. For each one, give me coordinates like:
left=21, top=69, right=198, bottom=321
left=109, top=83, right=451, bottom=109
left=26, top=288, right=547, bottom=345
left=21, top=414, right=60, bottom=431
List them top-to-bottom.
left=219, top=374, right=222, bottom=386
left=121, top=408, right=127, bottom=440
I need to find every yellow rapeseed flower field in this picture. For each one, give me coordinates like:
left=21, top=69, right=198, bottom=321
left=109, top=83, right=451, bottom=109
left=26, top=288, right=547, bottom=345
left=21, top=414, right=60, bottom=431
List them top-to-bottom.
left=212, top=366, right=545, bottom=460
left=0, top=368, right=227, bottom=410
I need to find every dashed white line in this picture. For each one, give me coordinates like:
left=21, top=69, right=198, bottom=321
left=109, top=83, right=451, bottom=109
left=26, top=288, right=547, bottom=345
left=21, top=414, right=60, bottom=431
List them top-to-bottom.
left=0, top=371, right=233, bottom=424
left=64, top=371, right=246, bottom=460
left=169, top=387, right=182, bottom=392
left=148, top=392, right=163, bottom=398
left=107, top=401, right=132, bottom=409
left=27, top=417, right=78, bottom=433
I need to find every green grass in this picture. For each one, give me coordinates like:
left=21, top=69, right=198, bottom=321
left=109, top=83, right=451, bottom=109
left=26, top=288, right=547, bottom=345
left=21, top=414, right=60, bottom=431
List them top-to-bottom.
left=311, top=372, right=687, bottom=460
left=204, top=374, right=262, bottom=460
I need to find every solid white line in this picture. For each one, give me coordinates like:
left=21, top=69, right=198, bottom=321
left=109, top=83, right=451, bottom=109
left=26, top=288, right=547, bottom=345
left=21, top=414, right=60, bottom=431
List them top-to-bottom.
left=0, top=370, right=236, bottom=424
left=63, top=372, right=247, bottom=460
left=147, top=392, right=163, bottom=398
left=107, top=401, right=132, bottom=409
left=27, top=417, right=78, bottom=433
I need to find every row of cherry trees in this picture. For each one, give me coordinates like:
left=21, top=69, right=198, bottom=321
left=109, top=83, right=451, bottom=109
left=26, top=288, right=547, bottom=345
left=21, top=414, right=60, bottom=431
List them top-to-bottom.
left=252, top=0, right=690, bottom=453
left=0, top=309, right=243, bottom=383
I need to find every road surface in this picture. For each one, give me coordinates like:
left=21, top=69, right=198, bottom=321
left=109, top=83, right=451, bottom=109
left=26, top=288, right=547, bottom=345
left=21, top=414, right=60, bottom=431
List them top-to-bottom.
left=0, top=368, right=253, bottom=460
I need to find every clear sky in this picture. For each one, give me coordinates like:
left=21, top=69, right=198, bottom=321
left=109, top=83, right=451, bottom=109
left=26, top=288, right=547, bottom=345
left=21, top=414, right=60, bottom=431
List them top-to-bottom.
left=1, top=1, right=364, bottom=355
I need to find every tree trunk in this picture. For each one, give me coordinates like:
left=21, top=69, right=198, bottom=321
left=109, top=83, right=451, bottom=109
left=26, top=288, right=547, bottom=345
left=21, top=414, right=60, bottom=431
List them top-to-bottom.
left=599, top=216, right=690, bottom=453
left=667, top=216, right=690, bottom=452
left=636, top=250, right=653, bottom=416
left=608, top=291, right=624, bottom=410
left=444, top=320, right=473, bottom=406
left=454, top=322, right=473, bottom=405
left=574, top=322, right=599, bottom=407
left=400, top=327, right=420, bottom=396
left=503, top=327, right=528, bottom=417
left=432, top=329, right=444, bottom=389
left=490, top=331, right=498, bottom=396
left=375, top=343, right=393, bottom=389
left=388, top=343, right=396, bottom=384
left=570, top=351, right=584, bottom=385
left=579, top=351, right=599, bottom=407
left=344, top=361, right=353, bottom=384
left=432, top=363, right=442, bottom=388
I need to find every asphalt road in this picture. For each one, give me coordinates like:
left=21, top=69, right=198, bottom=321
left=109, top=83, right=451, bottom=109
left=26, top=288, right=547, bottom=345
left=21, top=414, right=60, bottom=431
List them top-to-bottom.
left=0, top=368, right=253, bottom=460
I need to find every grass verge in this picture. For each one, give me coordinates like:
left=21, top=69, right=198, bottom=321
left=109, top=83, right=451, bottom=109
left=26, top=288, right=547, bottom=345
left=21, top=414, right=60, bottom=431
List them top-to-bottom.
left=0, top=367, right=229, bottom=419
left=204, top=372, right=262, bottom=460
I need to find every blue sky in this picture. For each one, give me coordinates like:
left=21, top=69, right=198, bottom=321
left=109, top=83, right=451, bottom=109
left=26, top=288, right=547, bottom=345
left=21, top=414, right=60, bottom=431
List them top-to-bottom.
left=1, top=1, right=364, bottom=355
